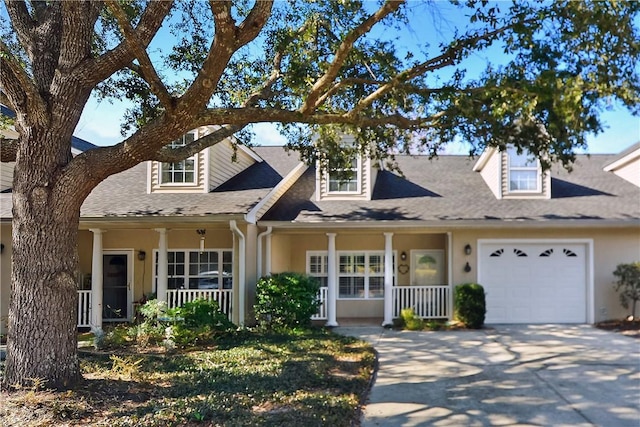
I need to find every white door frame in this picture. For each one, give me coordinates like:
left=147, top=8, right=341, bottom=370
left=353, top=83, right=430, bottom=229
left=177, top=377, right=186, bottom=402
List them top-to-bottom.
left=477, top=239, right=594, bottom=323
left=102, top=249, right=134, bottom=322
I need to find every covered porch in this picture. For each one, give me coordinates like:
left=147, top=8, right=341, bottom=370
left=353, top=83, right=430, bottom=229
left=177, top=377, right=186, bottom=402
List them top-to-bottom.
left=76, top=219, right=252, bottom=329
left=263, top=227, right=460, bottom=326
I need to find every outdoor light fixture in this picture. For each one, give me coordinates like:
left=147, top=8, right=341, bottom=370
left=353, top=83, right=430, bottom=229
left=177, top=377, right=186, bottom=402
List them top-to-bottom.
left=197, top=229, right=206, bottom=253
left=464, top=244, right=472, bottom=255
left=137, top=250, right=146, bottom=261
left=400, top=251, right=407, bottom=261
left=464, top=262, right=472, bottom=273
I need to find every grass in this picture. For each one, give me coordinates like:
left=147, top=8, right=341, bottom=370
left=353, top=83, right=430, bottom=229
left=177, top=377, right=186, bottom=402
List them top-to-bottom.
left=0, top=328, right=375, bottom=427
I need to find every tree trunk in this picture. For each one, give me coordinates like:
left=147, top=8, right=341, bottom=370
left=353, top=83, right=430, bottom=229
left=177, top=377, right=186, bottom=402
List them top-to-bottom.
left=3, top=128, right=83, bottom=389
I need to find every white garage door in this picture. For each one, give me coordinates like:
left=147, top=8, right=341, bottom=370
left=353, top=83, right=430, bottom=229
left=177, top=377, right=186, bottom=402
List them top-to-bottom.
left=478, top=241, right=588, bottom=324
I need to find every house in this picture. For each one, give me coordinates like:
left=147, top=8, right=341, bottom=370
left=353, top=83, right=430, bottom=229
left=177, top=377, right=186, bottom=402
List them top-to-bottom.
left=1, top=118, right=639, bottom=333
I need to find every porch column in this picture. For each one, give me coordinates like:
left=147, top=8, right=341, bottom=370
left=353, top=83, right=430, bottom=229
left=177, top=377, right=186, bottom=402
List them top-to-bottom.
left=89, top=228, right=104, bottom=331
left=155, top=228, right=168, bottom=302
left=265, top=232, right=272, bottom=276
left=383, top=232, right=394, bottom=326
left=447, top=232, right=453, bottom=320
left=326, top=233, right=338, bottom=327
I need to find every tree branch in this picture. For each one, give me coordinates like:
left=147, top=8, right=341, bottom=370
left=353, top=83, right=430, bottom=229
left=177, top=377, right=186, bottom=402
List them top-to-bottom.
left=105, top=0, right=174, bottom=111
left=178, top=0, right=273, bottom=112
left=299, top=0, right=404, bottom=115
left=4, top=1, right=35, bottom=56
left=76, top=1, right=173, bottom=88
left=347, top=23, right=518, bottom=118
left=0, top=40, right=48, bottom=123
left=195, top=106, right=443, bottom=129
left=151, top=125, right=244, bottom=162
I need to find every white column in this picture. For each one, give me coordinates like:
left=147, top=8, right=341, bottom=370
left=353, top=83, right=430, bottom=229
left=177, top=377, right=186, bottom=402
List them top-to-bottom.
left=230, top=221, right=246, bottom=326
left=257, top=226, right=272, bottom=279
left=155, top=228, right=168, bottom=302
left=89, top=229, right=104, bottom=331
left=383, top=232, right=394, bottom=326
left=447, top=232, right=453, bottom=320
left=265, top=233, right=273, bottom=276
left=326, top=233, right=338, bottom=327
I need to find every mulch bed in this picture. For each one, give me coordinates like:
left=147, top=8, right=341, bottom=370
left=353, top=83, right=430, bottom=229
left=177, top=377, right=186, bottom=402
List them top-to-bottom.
left=595, top=319, right=640, bottom=339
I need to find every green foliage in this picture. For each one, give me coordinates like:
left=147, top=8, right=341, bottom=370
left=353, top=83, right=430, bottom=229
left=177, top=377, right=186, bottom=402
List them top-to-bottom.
left=613, top=262, right=640, bottom=319
left=255, top=273, right=320, bottom=330
left=454, top=283, right=486, bottom=329
left=101, top=299, right=235, bottom=349
left=399, top=307, right=424, bottom=331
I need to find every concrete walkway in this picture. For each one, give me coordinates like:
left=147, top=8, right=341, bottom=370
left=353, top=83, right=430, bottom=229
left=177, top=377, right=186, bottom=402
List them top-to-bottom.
left=337, top=325, right=640, bottom=427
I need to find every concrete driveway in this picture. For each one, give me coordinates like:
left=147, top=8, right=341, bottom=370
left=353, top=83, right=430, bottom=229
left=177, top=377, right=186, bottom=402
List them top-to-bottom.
left=337, top=325, right=640, bottom=427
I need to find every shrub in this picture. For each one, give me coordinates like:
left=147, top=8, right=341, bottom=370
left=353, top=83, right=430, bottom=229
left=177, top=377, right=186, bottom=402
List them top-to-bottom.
left=613, top=262, right=640, bottom=319
left=255, top=272, right=320, bottom=329
left=454, top=283, right=486, bottom=329
left=170, top=298, right=234, bottom=330
left=399, top=307, right=424, bottom=330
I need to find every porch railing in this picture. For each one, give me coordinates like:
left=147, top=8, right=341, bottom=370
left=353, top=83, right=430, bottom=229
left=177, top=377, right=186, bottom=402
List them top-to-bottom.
left=393, top=285, right=450, bottom=319
left=311, top=286, right=328, bottom=320
left=166, top=289, right=233, bottom=320
left=78, top=290, right=92, bottom=327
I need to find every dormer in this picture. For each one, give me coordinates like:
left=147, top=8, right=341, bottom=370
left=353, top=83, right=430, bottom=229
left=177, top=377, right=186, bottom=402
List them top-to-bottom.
left=147, top=126, right=262, bottom=194
left=315, top=137, right=377, bottom=201
left=603, top=142, right=640, bottom=187
left=473, top=146, right=550, bottom=199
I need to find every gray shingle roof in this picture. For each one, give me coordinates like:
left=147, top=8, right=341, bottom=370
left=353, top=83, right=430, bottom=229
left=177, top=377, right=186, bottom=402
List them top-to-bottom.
left=261, top=154, right=640, bottom=224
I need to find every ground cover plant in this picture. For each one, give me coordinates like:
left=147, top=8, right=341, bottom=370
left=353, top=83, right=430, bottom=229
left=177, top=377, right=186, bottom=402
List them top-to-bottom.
left=0, top=329, right=375, bottom=426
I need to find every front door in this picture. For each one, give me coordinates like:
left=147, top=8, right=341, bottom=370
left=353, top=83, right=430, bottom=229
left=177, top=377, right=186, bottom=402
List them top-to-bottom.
left=103, top=252, right=133, bottom=321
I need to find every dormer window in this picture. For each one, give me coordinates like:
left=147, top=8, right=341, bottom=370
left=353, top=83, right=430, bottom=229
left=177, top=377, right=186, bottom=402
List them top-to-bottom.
left=160, top=133, right=197, bottom=184
left=507, top=147, right=541, bottom=192
left=328, top=157, right=360, bottom=193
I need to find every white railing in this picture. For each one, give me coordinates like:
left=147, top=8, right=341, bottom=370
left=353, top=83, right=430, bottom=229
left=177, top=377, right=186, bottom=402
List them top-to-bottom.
left=311, top=286, right=328, bottom=320
left=393, top=286, right=450, bottom=319
left=166, top=289, right=233, bottom=320
left=77, top=290, right=92, bottom=327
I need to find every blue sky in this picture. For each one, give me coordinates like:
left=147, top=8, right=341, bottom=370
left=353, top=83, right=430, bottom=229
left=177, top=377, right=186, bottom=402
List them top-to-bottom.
left=74, top=1, right=640, bottom=154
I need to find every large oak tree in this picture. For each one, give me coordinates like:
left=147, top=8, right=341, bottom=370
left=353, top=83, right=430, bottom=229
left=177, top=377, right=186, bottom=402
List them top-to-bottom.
left=1, top=0, right=639, bottom=388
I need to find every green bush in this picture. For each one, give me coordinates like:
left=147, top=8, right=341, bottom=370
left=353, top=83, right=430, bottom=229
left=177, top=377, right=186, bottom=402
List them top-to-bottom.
left=613, top=262, right=640, bottom=319
left=255, top=272, right=320, bottom=329
left=454, top=283, right=486, bottom=329
left=399, top=307, right=424, bottom=330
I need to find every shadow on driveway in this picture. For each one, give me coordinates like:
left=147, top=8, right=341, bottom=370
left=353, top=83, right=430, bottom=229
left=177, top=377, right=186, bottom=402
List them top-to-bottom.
left=336, top=324, right=640, bottom=427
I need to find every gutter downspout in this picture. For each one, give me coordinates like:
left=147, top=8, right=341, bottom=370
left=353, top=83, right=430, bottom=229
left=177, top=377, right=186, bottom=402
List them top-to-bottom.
left=230, top=220, right=246, bottom=326
left=256, top=226, right=273, bottom=279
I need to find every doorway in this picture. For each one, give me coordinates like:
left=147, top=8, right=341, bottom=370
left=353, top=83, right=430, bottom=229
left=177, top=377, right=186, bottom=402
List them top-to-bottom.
left=103, top=251, right=133, bottom=321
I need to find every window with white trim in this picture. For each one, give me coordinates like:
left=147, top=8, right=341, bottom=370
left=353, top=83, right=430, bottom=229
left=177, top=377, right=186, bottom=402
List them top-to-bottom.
left=160, top=132, right=197, bottom=184
left=507, top=147, right=541, bottom=192
left=328, top=157, right=360, bottom=193
left=154, top=249, right=233, bottom=290
left=338, top=251, right=392, bottom=299
left=307, top=252, right=328, bottom=288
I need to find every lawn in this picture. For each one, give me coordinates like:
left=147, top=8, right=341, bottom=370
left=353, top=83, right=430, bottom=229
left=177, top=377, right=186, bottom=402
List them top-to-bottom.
left=0, top=329, right=375, bottom=427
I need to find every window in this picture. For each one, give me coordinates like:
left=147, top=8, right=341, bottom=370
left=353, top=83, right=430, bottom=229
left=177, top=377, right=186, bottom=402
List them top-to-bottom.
left=160, top=133, right=197, bottom=184
left=507, top=147, right=540, bottom=192
left=328, top=157, right=359, bottom=193
left=154, top=249, right=233, bottom=290
left=307, top=250, right=394, bottom=299
left=307, top=252, right=328, bottom=287
left=338, top=252, right=389, bottom=299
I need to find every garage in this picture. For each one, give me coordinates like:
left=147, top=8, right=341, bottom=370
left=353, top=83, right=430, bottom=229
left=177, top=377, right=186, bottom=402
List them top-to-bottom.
left=478, top=240, right=590, bottom=324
